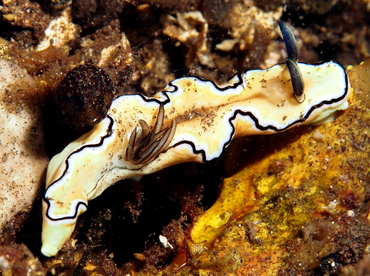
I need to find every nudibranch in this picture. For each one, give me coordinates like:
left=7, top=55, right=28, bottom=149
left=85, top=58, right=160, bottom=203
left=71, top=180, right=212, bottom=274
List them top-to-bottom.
left=41, top=24, right=351, bottom=257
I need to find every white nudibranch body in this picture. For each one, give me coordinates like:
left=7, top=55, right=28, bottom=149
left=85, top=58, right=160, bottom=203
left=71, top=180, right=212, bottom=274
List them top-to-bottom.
left=41, top=61, right=350, bottom=257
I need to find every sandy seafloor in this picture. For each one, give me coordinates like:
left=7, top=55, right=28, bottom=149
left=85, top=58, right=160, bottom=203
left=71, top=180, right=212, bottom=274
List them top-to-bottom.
left=0, top=0, right=369, bottom=275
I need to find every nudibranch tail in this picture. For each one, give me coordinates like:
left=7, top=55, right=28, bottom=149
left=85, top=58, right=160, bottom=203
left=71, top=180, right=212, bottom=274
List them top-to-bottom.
left=42, top=116, right=117, bottom=256
left=41, top=201, right=87, bottom=257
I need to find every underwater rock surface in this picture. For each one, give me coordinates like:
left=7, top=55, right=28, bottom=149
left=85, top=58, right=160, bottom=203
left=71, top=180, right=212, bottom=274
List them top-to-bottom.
left=0, top=59, right=48, bottom=231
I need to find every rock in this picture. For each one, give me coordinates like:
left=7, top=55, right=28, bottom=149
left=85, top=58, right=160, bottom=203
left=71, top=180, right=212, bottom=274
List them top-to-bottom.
left=0, top=59, right=48, bottom=231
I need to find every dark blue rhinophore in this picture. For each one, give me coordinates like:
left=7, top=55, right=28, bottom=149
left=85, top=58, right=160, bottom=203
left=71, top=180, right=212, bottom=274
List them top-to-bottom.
left=278, top=20, right=305, bottom=103
left=278, top=20, right=298, bottom=62
left=286, top=58, right=305, bottom=102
